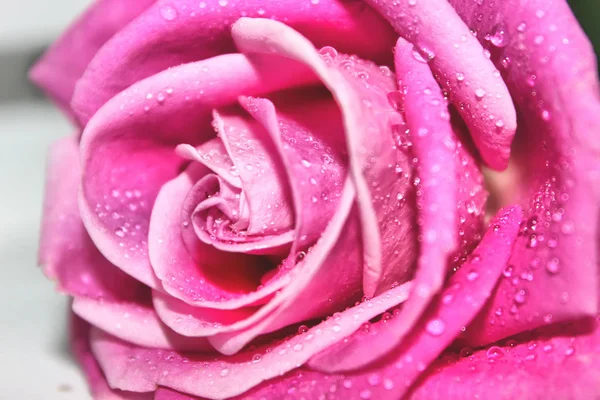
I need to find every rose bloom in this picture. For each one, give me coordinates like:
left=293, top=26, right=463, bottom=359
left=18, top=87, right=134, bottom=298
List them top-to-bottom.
left=33, top=0, right=600, bottom=399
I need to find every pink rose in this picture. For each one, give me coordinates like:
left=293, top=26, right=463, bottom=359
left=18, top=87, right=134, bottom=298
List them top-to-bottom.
left=34, top=0, right=600, bottom=399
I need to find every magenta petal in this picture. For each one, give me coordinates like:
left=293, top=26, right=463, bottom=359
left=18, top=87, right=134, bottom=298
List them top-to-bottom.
left=29, top=0, right=154, bottom=120
left=71, top=0, right=396, bottom=124
left=363, top=0, right=517, bottom=170
left=448, top=0, right=600, bottom=346
left=232, top=17, right=417, bottom=297
left=80, top=53, right=316, bottom=289
left=40, top=136, right=143, bottom=300
left=90, top=283, right=411, bottom=399
left=72, top=297, right=212, bottom=352
left=71, top=313, right=152, bottom=400
left=410, top=317, right=600, bottom=399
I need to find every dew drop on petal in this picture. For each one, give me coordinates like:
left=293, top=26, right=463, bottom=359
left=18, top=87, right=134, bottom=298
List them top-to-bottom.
left=425, top=318, right=445, bottom=336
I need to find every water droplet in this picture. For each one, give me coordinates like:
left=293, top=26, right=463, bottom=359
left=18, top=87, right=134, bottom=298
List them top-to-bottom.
left=218, top=0, right=228, bottom=6
left=160, top=5, right=177, bottom=20
left=257, top=8, right=266, bottom=15
left=486, top=23, right=509, bottom=47
left=413, top=45, right=436, bottom=62
left=318, top=46, right=338, bottom=59
left=379, top=66, right=392, bottom=76
left=456, top=72, right=465, bottom=82
left=475, top=88, right=486, bottom=99
left=387, top=91, right=403, bottom=110
left=156, top=93, right=166, bottom=104
left=541, top=109, right=551, bottom=121
left=495, top=119, right=505, bottom=128
left=301, top=159, right=311, bottom=168
left=245, top=164, right=254, bottom=171
left=561, top=220, right=574, bottom=235
left=115, top=228, right=125, bottom=238
left=546, top=258, right=560, bottom=274
left=502, top=265, right=513, bottom=278
left=467, top=270, right=479, bottom=281
left=514, top=289, right=528, bottom=304
left=425, top=318, right=445, bottom=336
left=332, top=324, right=341, bottom=333
left=297, top=325, right=309, bottom=334
left=293, top=343, right=303, bottom=352
left=543, top=343, right=554, bottom=352
left=486, top=346, right=504, bottom=359
left=565, top=346, right=575, bottom=356
left=252, top=354, right=262, bottom=363
left=220, top=368, right=230, bottom=377
left=367, top=373, right=381, bottom=386
left=383, top=378, right=394, bottom=390
left=360, top=389, right=372, bottom=399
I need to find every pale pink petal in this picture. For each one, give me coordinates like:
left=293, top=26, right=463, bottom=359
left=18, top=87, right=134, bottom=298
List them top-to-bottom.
left=29, top=0, right=154, bottom=120
left=71, top=0, right=396, bottom=124
left=364, top=0, right=517, bottom=170
left=449, top=0, right=600, bottom=346
left=232, top=17, right=418, bottom=297
left=80, top=53, right=316, bottom=288
left=239, top=92, right=347, bottom=250
left=40, top=136, right=143, bottom=300
left=176, top=141, right=241, bottom=188
left=90, top=283, right=411, bottom=399
left=72, top=297, right=212, bottom=351
left=71, top=314, right=152, bottom=400
left=154, top=388, right=203, bottom=400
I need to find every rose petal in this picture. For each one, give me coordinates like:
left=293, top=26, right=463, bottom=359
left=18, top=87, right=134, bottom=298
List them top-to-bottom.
left=29, top=0, right=154, bottom=120
left=71, top=0, right=396, bottom=124
left=363, top=0, right=517, bottom=170
left=449, top=0, right=600, bottom=346
left=232, top=17, right=417, bottom=297
left=305, top=35, right=470, bottom=372
left=80, top=53, right=316, bottom=288
left=239, top=91, right=347, bottom=250
left=40, top=136, right=143, bottom=301
left=150, top=163, right=288, bottom=310
left=232, top=206, right=523, bottom=399
left=309, top=206, right=521, bottom=378
left=90, top=282, right=411, bottom=399
left=72, top=297, right=212, bottom=351
left=71, top=313, right=152, bottom=400
left=410, top=316, right=600, bottom=399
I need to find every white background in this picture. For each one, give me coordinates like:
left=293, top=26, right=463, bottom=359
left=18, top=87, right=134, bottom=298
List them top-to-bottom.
left=0, top=1, right=91, bottom=398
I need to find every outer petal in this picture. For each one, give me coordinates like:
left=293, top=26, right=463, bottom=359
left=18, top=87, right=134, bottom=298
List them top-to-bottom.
left=30, top=0, right=154, bottom=120
left=71, top=0, right=397, bottom=124
left=363, top=0, right=517, bottom=169
left=449, top=0, right=600, bottom=346
left=232, top=17, right=418, bottom=296
left=80, top=53, right=316, bottom=288
left=40, top=136, right=143, bottom=301
left=90, top=282, right=411, bottom=399
left=72, top=297, right=212, bottom=352
left=71, top=314, right=152, bottom=400
left=410, top=317, right=600, bottom=399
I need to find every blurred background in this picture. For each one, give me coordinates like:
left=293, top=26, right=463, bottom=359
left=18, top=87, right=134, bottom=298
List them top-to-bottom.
left=0, top=0, right=597, bottom=399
